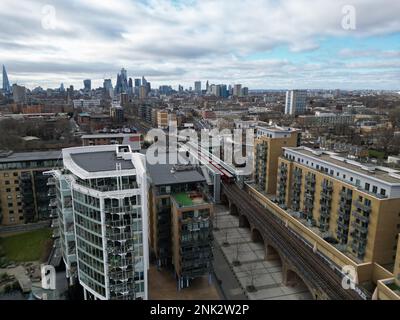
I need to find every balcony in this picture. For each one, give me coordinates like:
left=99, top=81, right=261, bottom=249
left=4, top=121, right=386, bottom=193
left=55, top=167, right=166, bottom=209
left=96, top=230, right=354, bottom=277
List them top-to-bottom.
left=321, top=181, right=333, bottom=191
left=340, top=190, right=353, bottom=201
left=304, top=192, right=314, bottom=200
left=320, top=192, right=332, bottom=201
left=49, top=199, right=57, bottom=207
left=339, top=199, right=352, bottom=211
left=354, top=200, right=372, bottom=213
left=319, top=208, right=330, bottom=218
left=338, top=210, right=350, bottom=223
left=352, top=211, right=370, bottom=224
left=337, top=220, right=349, bottom=230
left=351, top=221, right=369, bottom=235
left=351, top=241, right=366, bottom=255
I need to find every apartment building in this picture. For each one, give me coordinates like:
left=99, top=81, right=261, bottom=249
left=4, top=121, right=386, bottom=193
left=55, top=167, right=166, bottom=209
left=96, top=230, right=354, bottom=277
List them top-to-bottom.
left=285, top=90, right=307, bottom=115
left=157, top=110, right=169, bottom=129
left=297, top=112, right=355, bottom=127
left=253, top=125, right=301, bottom=195
left=81, top=133, right=141, bottom=151
left=48, top=145, right=149, bottom=300
left=276, top=146, right=400, bottom=265
left=0, top=150, right=61, bottom=226
left=147, top=162, right=213, bottom=289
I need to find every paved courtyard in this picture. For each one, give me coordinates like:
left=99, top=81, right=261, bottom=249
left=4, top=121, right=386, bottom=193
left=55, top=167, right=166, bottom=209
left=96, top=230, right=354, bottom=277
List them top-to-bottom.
left=213, top=205, right=313, bottom=300
left=148, top=265, right=221, bottom=300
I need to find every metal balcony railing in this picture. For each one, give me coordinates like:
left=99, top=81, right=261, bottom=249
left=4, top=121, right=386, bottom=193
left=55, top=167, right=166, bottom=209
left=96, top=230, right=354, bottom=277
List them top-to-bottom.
left=340, top=190, right=353, bottom=200
left=354, top=200, right=372, bottom=213
left=352, top=211, right=370, bottom=224
left=337, top=220, right=349, bottom=230
left=351, top=221, right=369, bottom=235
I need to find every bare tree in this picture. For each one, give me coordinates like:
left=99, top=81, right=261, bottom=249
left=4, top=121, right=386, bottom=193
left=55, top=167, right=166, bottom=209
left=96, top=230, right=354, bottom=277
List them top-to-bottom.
left=232, top=243, right=241, bottom=266
left=246, top=264, right=257, bottom=292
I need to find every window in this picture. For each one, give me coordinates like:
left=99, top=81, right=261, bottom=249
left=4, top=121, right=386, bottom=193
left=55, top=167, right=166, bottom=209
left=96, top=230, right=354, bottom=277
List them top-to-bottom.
left=13, top=172, right=18, bottom=177
left=343, top=174, right=346, bottom=179
left=350, top=177, right=353, bottom=182
left=5, top=180, right=10, bottom=185
left=365, top=183, right=370, bottom=191
left=372, top=186, right=378, bottom=193
left=6, top=188, right=11, bottom=192
left=381, top=189, right=386, bottom=196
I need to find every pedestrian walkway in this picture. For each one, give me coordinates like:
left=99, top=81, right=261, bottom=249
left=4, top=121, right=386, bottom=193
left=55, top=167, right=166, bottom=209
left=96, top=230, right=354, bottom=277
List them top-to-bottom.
left=213, top=206, right=313, bottom=300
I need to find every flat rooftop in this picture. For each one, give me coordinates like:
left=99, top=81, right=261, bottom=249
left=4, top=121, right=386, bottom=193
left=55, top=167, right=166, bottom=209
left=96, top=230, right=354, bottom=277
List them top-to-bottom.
left=81, top=133, right=139, bottom=139
left=286, top=147, right=400, bottom=184
left=0, top=150, right=61, bottom=163
left=70, top=151, right=134, bottom=172
left=147, top=163, right=205, bottom=186
left=172, top=192, right=207, bottom=207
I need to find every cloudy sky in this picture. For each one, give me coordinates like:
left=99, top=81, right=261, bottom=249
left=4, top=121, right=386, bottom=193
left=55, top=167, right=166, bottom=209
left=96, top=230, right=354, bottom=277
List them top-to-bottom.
left=0, top=0, right=399, bottom=90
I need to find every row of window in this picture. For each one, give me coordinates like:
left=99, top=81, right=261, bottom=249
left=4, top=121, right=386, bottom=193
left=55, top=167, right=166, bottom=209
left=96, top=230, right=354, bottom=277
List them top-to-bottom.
left=285, top=155, right=388, bottom=197
left=0, top=160, right=59, bottom=171
left=2, top=172, right=19, bottom=177
left=2, top=179, right=19, bottom=185
left=73, top=190, right=100, bottom=208
left=74, top=201, right=102, bottom=222
left=75, top=225, right=103, bottom=248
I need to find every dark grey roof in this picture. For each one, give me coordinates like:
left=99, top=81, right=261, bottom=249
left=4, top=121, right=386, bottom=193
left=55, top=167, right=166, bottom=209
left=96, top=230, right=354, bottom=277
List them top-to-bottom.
left=0, top=150, right=61, bottom=163
left=71, top=151, right=134, bottom=172
left=147, top=163, right=205, bottom=186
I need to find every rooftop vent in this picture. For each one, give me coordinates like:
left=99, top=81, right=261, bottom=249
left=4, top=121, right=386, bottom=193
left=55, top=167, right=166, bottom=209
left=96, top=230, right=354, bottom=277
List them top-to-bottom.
left=116, top=145, right=131, bottom=159
left=0, top=150, right=13, bottom=158
left=171, top=164, right=196, bottom=173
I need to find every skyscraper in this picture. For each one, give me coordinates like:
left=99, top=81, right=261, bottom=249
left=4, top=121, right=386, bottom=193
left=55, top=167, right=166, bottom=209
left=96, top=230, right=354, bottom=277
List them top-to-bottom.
left=2, top=65, right=11, bottom=94
left=115, top=68, right=129, bottom=94
left=83, top=79, right=91, bottom=91
left=103, top=79, right=113, bottom=98
left=103, top=79, right=112, bottom=91
left=134, top=79, right=141, bottom=88
left=194, top=81, right=201, bottom=93
left=233, top=84, right=242, bottom=97
left=285, top=90, right=307, bottom=115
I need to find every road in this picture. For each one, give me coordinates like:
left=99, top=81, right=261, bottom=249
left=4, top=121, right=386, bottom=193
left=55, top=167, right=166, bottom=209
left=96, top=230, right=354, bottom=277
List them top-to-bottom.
left=0, top=221, right=50, bottom=235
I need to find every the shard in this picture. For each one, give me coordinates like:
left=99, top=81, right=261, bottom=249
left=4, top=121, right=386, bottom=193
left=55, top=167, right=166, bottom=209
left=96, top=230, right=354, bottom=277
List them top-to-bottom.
left=2, top=65, right=11, bottom=94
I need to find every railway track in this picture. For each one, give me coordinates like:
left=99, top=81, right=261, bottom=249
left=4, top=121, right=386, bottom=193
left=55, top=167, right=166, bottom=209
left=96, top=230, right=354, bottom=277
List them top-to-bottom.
left=222, top=182, right=364, bottom=300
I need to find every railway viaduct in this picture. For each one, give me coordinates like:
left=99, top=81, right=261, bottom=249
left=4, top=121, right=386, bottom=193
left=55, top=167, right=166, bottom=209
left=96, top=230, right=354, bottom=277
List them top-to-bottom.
left=220, top=182, right=365, bottom=300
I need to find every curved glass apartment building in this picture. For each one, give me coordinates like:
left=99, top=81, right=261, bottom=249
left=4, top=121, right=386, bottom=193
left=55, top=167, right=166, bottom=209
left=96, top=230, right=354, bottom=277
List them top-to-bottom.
left=49, top=145, right=148, bottom=300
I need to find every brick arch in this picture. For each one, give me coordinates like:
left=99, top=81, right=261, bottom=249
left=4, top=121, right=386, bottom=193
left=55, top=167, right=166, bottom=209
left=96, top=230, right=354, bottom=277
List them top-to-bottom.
left=229, top=201, right=239, bottom=216
left=239, top=214, right=250, bottom=229
left=251, top=227, right=264, bottom=244
left=284, top=268, right=317, bottom=299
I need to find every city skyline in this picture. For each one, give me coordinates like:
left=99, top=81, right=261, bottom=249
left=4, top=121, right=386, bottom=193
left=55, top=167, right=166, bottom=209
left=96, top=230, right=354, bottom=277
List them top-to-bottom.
left=0, top=0, right=399, bottom=90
